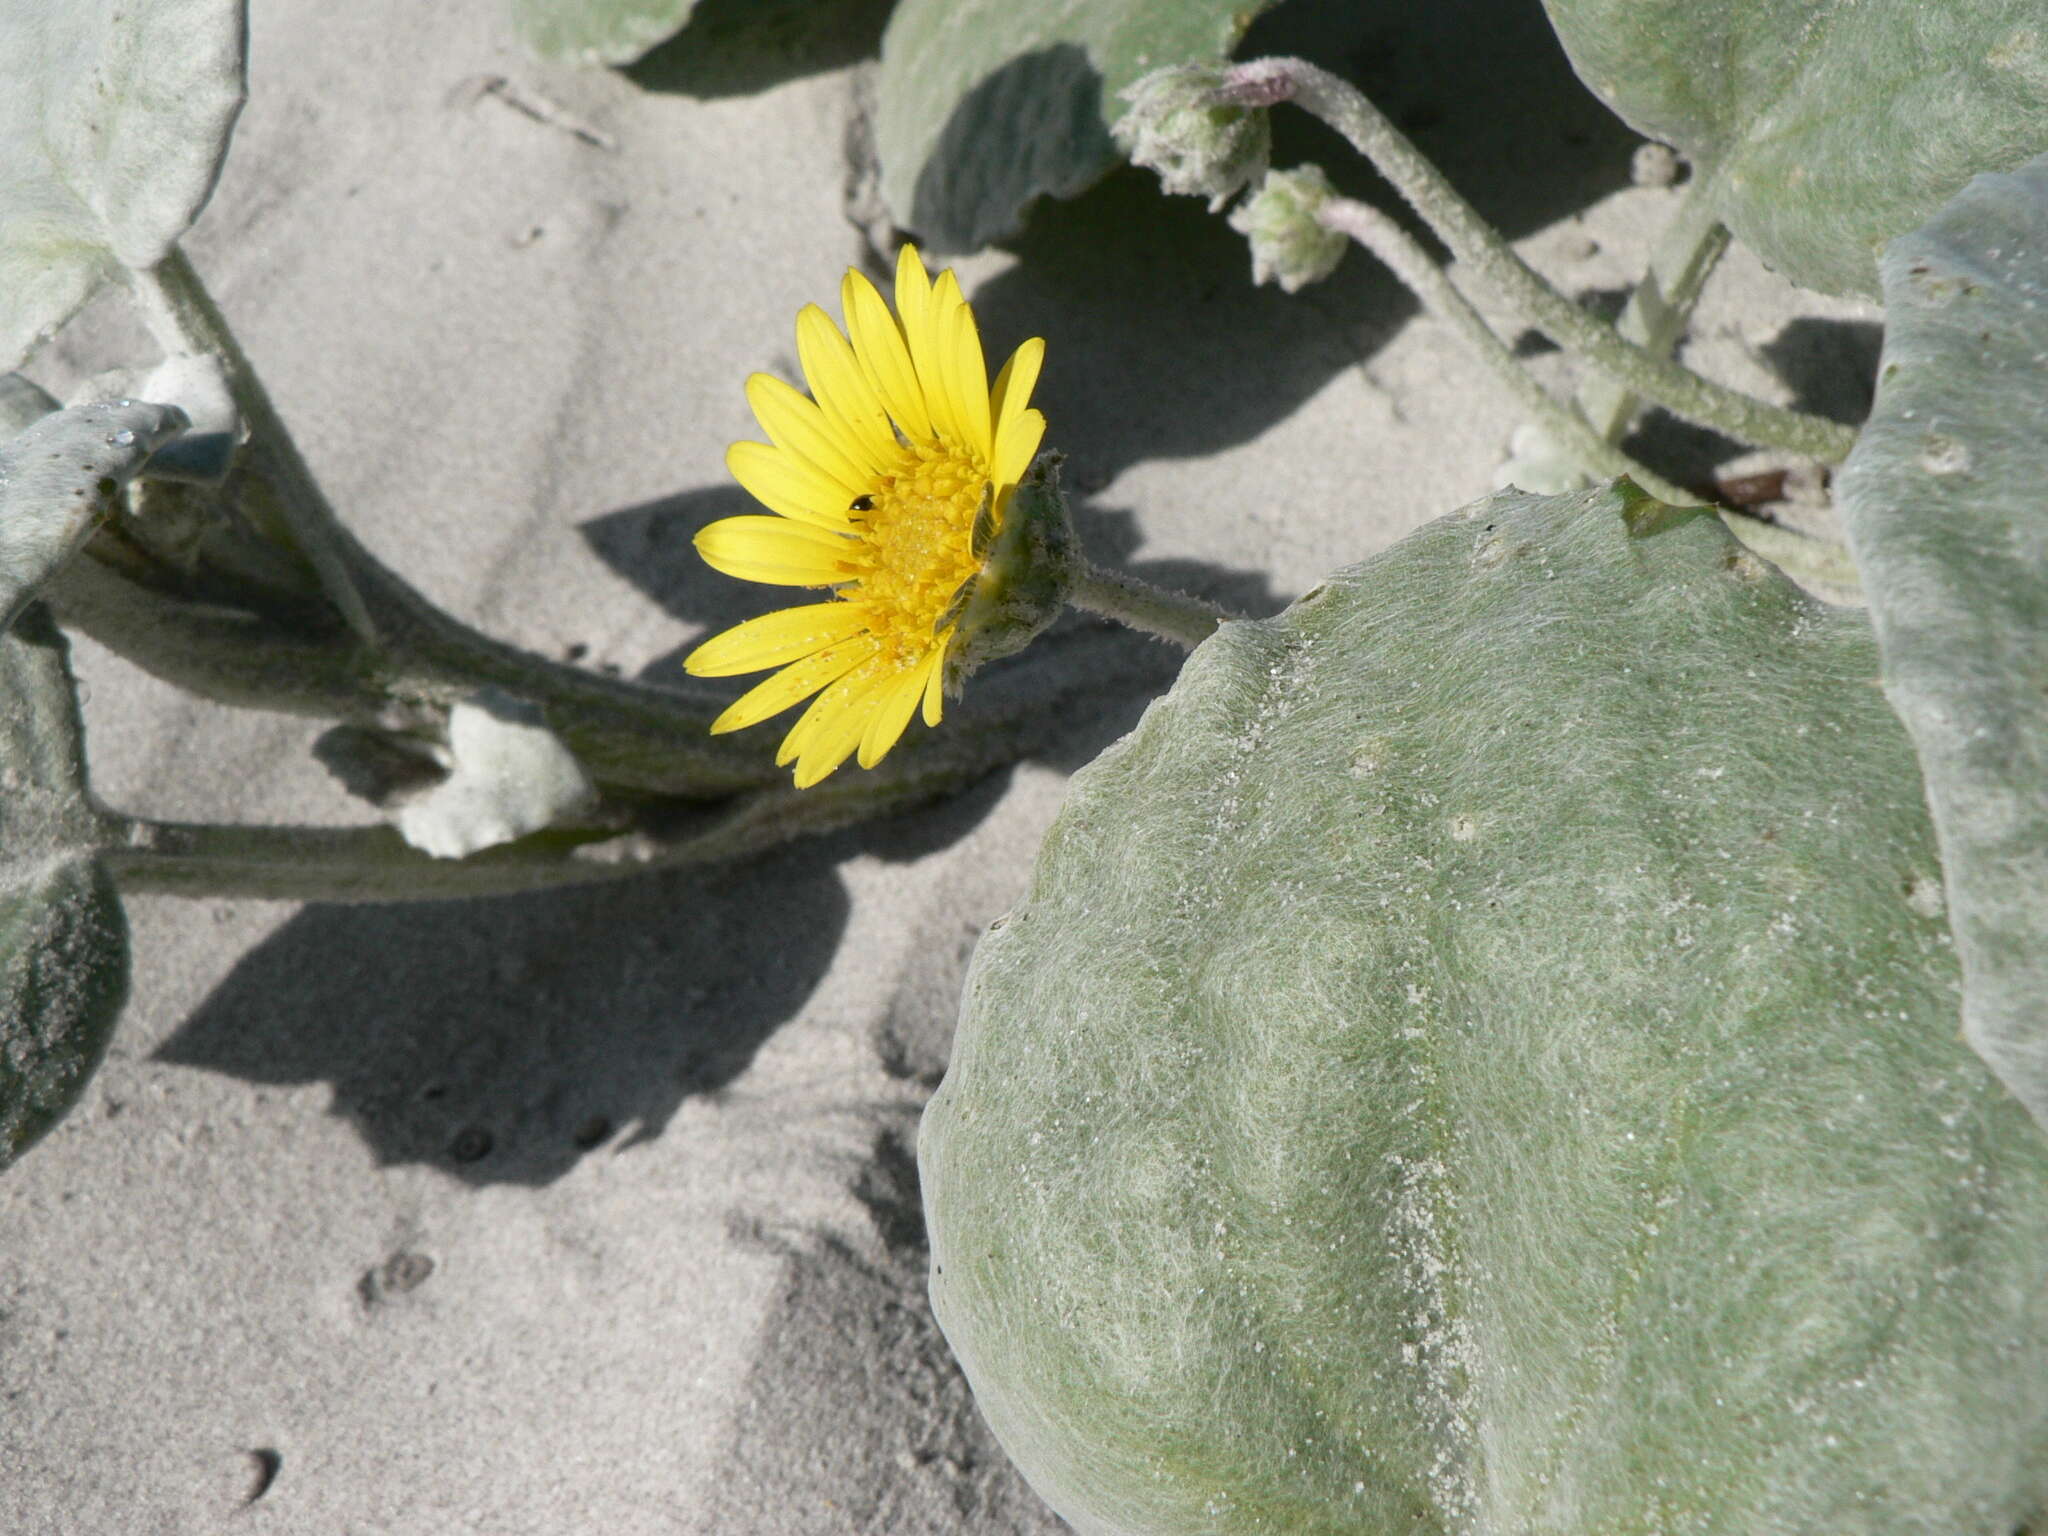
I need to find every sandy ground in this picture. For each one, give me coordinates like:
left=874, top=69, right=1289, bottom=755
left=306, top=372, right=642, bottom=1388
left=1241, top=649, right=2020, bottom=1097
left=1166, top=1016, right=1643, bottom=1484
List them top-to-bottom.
left=0, top=1, right=1877, bottom=1531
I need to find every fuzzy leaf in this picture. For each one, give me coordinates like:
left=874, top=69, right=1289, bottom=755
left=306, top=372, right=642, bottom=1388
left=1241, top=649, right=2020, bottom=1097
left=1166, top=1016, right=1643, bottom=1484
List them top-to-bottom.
left=0, top=0, right=246, bottom=367
left=507, top=0, right=698, bottom=66
left=876, top=0, right=1284, bottom=252
left=1540, top=0, right=2048, bottom=297
left=1835, top=152, right=2048, bottom=1133
left=0, top=374, right=60, bottom=437
left=0, top=399, right=191, bottom=634
left=923, top=485, right=2048, bottom=1535
left=0, top=607, right=128, bottom=1172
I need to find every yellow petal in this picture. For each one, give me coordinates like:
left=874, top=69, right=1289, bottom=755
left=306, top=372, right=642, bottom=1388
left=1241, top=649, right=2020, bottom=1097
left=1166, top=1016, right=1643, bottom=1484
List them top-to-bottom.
left=895, top=242, right=933, bottom=333
left=896, top=245, right=958, bottom=445
left=843, top=269, right=933, bottom=443
left=940, top=276, right=992, bottom=463
left=795, top=305, right=900, bottom=475
left=990, top=336, right=1043, bottom=440
left=745, top=373, right=870, bottom=498
left=993, top=407, right=1046, bottom=489
left=727, top=441, right=857, bottom=530
left=695, top=516, right=854, bottom=586
left=684, top=600, right=873, bottom=677
left=921, top=632, right=950, bottom=726
left=710, top=638, right=877, bottom=734
left=858, top=649, right=941, bottom=768
left=774, top=658, right=880, bottom=769
left=774, top=660, right=851, bottom=763
left=794, top=672, right=893, bottom=787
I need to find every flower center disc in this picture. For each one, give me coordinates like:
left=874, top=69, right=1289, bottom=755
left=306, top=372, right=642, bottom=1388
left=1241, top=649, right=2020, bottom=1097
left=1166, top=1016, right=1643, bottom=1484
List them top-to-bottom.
left=847, top=442, right=989, bottom=665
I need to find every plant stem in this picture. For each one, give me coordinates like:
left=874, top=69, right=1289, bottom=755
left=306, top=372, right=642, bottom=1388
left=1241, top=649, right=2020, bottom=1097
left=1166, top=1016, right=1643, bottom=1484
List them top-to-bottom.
left=1222, top=58, right=1857, bottom=463
left=1578, top=188, right=1730, bottom=448
left=1587, top=193, right=1859, bottom=596
left=1318, top=194, right=1856, bottom=592
left=1317, top=195, right=1695, bottom=507
left=117, top=246, right=774, bottom=795
left=128, top=248, right=381, bottom=642
left=47, top=553, right=386, bottom=724
left=1067, top=563, right=1237, bottom=648
left=89, top=602, right=1176, bottom=902
left=97, top=743, right=1008, bottom=900
left=97, top=789, right=866, bottom=903
left=102, top=817, right=640, bottom=902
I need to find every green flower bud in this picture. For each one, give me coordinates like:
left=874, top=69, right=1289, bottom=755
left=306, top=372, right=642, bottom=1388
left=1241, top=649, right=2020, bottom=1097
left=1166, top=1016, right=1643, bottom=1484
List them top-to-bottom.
left=1114, top=65, right=1271, bottom=212
left=1227, top=164, right=1349, bottom=293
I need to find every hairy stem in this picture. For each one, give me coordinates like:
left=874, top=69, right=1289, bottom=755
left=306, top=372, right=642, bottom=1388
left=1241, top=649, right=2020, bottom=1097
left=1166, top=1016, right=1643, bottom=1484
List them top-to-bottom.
left=1223, top=58, right=1857, bottom=462
left=1578, top=188, right=1731, bottom=447
left=1317, top=196, right=1694, bottom=507
left=119, top=246, right=774, bottom=795
left=129, top=248, right=381, bottom=641
left=1068, top=563, right=1237, bottom=648
left=93, top=606, right=1190, bottom=902
left=98, top=731, right=1015, bottom=902
left=96, top=783, right=889, bottom=902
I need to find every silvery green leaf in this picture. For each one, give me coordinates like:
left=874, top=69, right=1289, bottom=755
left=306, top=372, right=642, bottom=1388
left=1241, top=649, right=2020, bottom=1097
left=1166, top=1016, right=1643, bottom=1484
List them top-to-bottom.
left=0, top=0, right=246, bottom=366
left=506, top=0, right=698, bottom=66
left=876, top=0, right=1284, bottom=252
left=1540, top=0, right=2048, bottom=297
left=1836, top=151, right=2048, bottom=1132
left=66, top=352, right=238, bottom=483
left=134, top=353, right=239, bottom=483
left=0, top=374, right=59, bottom=437
left=0, top=399, right=190, bottom=634
left=924, top=485, right=2048, bottom=1534
left=0, top=607, right=128, bottom=1172
left=396, top=691, right=597, bottom=860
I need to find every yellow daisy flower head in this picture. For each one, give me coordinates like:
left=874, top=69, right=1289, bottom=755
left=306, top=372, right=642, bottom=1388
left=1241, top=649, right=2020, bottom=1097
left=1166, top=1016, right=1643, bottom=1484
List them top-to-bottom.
left=685, top=244, right=1049, bottom=788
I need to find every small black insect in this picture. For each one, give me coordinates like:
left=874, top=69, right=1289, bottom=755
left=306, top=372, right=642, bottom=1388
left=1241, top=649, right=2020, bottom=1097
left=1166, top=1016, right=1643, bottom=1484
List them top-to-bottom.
left=849, top=494, right=876, bottom=512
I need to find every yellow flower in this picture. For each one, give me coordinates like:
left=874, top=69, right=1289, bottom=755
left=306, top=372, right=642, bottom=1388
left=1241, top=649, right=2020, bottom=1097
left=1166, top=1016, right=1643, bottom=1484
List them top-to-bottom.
left=685, top=244, right=1048, bottom=788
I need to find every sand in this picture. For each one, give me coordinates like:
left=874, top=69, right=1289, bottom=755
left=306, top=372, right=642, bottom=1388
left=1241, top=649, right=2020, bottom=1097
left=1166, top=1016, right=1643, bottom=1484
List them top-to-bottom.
left=0, top=0, right=1877, bottom=1530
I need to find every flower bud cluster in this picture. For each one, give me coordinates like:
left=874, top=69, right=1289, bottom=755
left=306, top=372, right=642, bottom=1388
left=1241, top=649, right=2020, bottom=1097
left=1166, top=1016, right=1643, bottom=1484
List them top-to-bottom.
left=1119, top=64, right=1346, bottom=294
